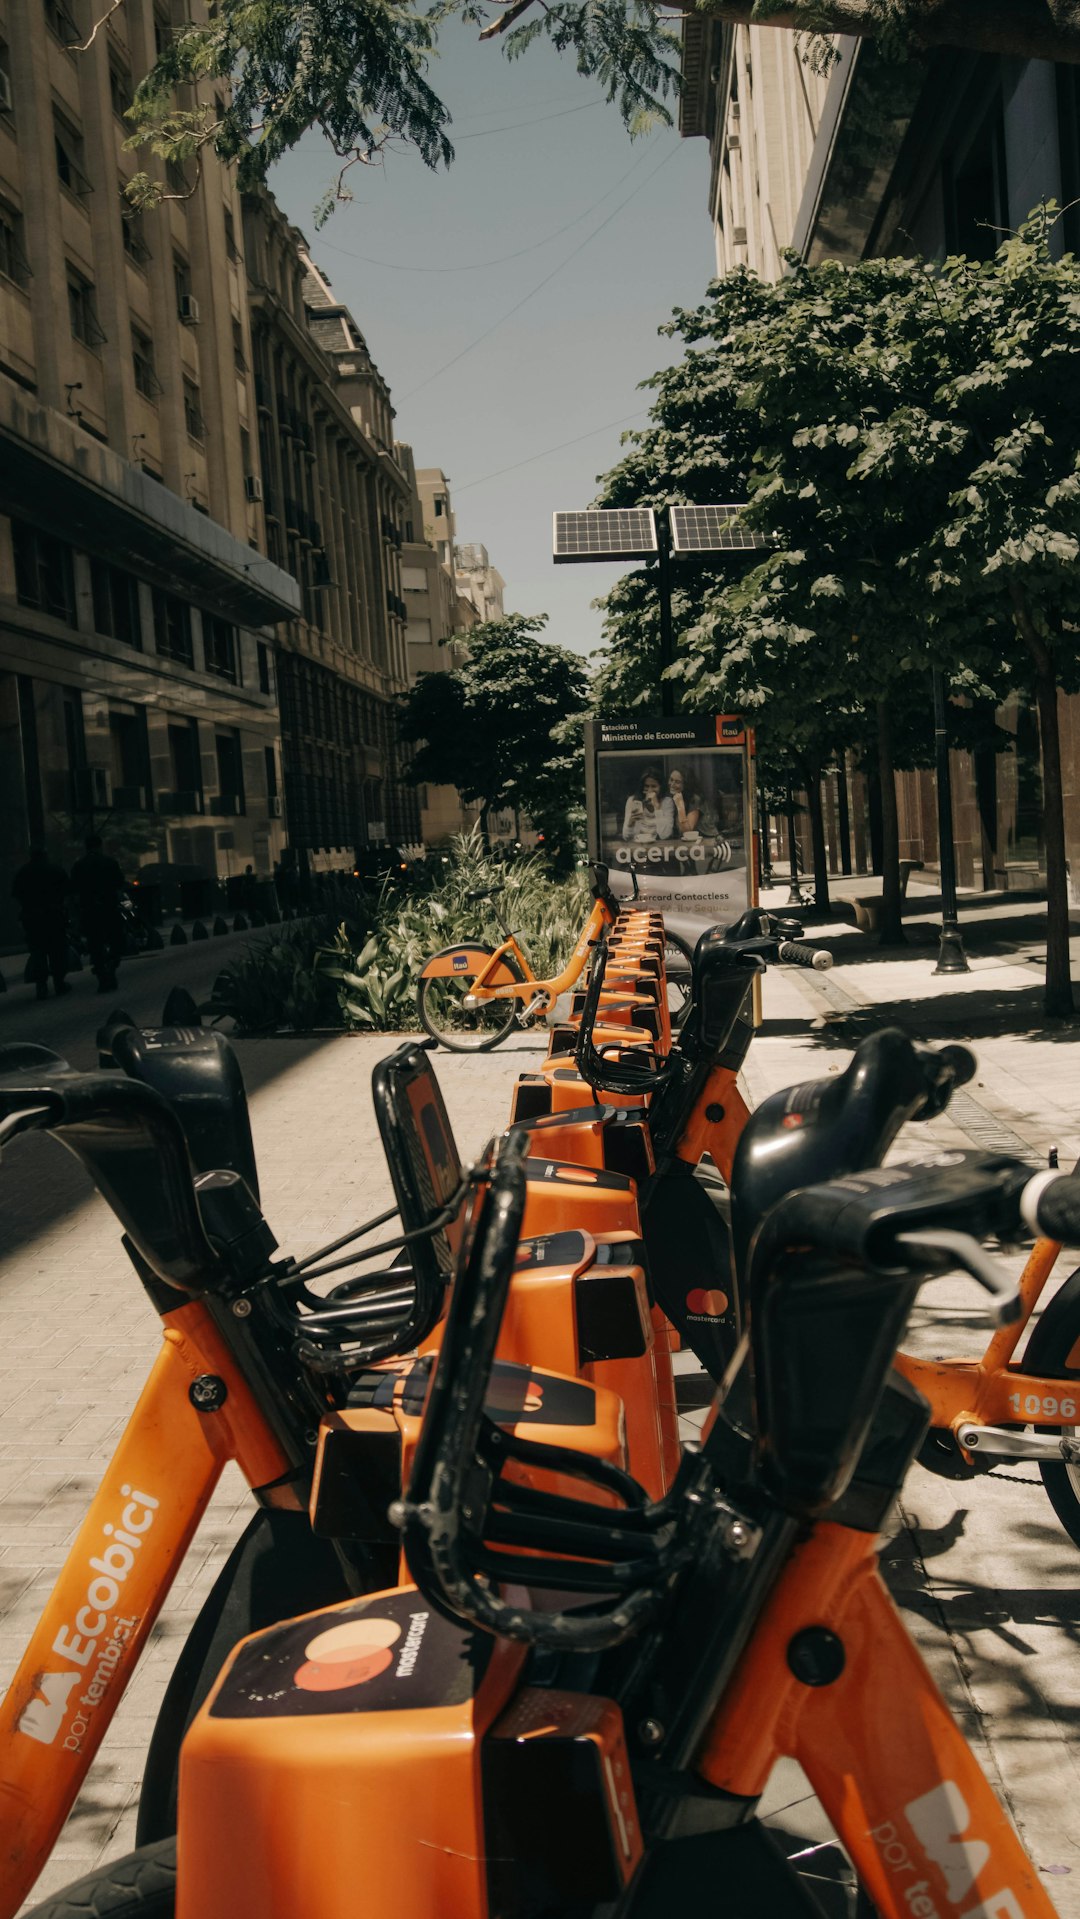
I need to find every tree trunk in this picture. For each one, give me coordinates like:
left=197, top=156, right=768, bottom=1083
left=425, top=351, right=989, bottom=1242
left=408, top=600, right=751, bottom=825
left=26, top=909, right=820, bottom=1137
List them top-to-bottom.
left=1010, top=588, right=1074, bottom=1016
left=876, top=700, right=905, bottom=946
left=797, top=757, right=831, bottom=912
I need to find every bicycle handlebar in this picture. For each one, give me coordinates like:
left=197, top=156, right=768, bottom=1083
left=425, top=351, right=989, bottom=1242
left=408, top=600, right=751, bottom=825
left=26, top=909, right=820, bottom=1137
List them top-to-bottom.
left=776, top=939, right=832, bottom=970
left=0, top=1064, right=222, bottom=1293
left=1020, top=1169, right=1080, bottom=1244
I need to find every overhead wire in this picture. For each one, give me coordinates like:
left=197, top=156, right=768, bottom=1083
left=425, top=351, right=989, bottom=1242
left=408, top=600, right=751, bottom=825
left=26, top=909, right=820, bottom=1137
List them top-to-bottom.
left=315, top=135, right=655, bottom=275
left=397, top=139, right=682, bottom=404
left=453, top=409, right=648, bottom=494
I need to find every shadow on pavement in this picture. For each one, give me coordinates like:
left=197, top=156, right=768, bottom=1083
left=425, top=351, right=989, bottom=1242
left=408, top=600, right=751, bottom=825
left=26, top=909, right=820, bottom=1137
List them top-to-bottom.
left=0, top=1030, right=338, bottom=1269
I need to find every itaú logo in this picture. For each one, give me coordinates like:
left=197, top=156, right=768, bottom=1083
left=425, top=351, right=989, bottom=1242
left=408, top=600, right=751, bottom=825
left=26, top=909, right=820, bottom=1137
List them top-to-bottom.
left=17, top=1484, right=157, bottom=1749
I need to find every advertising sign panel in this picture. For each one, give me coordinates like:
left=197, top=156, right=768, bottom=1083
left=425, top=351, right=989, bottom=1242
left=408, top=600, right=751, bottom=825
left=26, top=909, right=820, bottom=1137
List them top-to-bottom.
left=584, top=716, right=753, bottom=936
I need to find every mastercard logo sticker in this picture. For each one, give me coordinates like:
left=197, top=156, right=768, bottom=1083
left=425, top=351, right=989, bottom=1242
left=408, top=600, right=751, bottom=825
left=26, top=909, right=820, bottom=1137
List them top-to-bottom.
left=685, top=1288, right=729, bottom=1317
left=294, top=1617, right=401, bottom=1692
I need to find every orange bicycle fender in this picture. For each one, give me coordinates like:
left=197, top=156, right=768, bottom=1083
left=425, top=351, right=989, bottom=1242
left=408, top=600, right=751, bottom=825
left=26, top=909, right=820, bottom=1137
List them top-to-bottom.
left=419, top=944, right=518, bottom=985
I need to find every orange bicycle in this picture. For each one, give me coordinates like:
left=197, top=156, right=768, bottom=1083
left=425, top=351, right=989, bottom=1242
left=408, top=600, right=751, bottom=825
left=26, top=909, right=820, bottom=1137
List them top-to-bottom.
left=415, top=864, right=693, bottom=1051
left=36, top=1035, right=1076, bottom=1919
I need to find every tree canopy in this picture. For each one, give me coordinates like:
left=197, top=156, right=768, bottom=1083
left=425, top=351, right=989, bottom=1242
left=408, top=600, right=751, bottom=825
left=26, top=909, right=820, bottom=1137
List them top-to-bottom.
left=115, top=0, right=1080, bottom=215
left=594, top=210, right=1080, bottom=1011
left=398, top=614, right=590, bottom=858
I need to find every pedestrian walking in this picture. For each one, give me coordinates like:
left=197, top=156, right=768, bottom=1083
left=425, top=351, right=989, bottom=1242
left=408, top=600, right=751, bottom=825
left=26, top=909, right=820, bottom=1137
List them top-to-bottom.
left=70, top=834, right=126, bottom=992
left=11, top=848, right=71, bottom=1000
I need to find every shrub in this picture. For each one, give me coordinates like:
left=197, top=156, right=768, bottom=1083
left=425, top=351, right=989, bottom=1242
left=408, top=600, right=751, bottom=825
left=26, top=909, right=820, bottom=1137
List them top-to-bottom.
left=319, top=829, right=588, bottom=1033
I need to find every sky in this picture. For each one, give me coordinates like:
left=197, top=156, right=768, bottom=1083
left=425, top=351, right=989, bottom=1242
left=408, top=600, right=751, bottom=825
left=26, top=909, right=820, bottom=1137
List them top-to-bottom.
left=267, top=20, right=716, bottom=662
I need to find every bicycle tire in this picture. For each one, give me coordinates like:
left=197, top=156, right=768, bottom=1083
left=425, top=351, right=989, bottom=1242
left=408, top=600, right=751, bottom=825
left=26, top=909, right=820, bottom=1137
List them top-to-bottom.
left=663, top=930, right=694, bottom=1030
left=416, top=947, right=525, bottom=1053
left=1019, top=1263, right=1080, bottom=1548
left=21, top=1839, right=176, bottom=1919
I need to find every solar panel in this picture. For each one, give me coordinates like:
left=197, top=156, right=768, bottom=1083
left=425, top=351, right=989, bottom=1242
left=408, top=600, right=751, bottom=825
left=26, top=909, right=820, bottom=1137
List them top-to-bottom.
left=669, top=504, right=767, bottom=555
left=553, top=509, right=659, bottom=564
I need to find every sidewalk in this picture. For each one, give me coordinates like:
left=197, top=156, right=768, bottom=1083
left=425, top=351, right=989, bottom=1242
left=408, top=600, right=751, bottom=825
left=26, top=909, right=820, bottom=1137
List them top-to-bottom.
left=4, top=894, right=1080, bottom=1910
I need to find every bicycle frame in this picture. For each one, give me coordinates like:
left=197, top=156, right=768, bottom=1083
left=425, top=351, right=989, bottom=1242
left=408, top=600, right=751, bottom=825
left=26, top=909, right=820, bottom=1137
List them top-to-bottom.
left=420, top=896, right=615, bottom=1008
left=0, top=1299, right=294, bottom=1919
left=697, top=1519, right=1056, bottom=1919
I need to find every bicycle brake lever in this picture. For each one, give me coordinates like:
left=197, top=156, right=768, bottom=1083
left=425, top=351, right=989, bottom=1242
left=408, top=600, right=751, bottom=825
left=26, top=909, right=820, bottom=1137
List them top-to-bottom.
left=894, top=1228, right=1021, bottom=1325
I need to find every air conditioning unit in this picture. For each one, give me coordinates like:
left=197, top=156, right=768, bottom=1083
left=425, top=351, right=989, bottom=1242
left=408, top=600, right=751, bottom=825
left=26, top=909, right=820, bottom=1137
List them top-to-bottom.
left=0, top=70, right=13, bottom=113
left=178, top=294, right=200, bottom=325
left=244, top=473, right=264, bottom=503
left=269, top=795, right=282, bottom=818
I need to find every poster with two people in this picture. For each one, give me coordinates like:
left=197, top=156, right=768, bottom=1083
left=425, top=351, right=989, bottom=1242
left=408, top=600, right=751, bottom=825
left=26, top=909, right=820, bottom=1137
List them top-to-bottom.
left=584, top=716, right=752, bottom=939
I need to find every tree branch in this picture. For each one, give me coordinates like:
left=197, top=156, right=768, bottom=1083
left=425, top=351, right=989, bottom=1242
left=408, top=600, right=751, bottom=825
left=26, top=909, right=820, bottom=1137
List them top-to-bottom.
left=478, top=0, right=539, bottom=40
left=675, top=0, right=1080, bottom=67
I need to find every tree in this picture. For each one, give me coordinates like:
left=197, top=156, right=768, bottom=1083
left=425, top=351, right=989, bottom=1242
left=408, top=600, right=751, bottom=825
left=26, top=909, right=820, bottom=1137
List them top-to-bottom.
left=113, top=0, right=1080, bottom=215
left=595, top=214, right=1080, bottom=1013
left=398, top=615, right=591, bottom=861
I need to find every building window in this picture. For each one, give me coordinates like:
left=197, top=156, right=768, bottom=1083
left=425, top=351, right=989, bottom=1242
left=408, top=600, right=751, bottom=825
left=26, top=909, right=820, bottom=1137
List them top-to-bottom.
left=44, top=0, right=79, bottom=45
left=153, top=6, right=171, bottom=56
left=0, top=41, right=14, bottom=124
left=108, top=54, right=133, bottom=119
left=1059, top=68, right=1080, bottom=257
left=944, top=87, right=1008, bottom=261
left=54, top=111, right=92, bottom=200
left=166, top=157, right=190, bottom=197
left=121, top=197, right=151, bottom=267
left=0, top=199, right=30, bottom=290
left=223, top=206, right=240, bottom=263
left=173, top=252, right=192, bottom=309
left=67, top=267, right=105, bottom=348
left=232, top=319, right=246, bottom=372
left=131, top=325, right=161, bottom=399
left=183, top=378, right=204, bottom=444
left=12, top=520, right=75, bottom=622
left=91, top=559, right=142, bottom=648
left=401, top=565, right=427, bottom=594
left=152, top=588, right=194, bottom=666
left=204, top=615, right=238, bottom=682
left=406, top=619, right=432, bottom=647
left=257, top=641, right=272, bottom=695
left=109, top=709, right=151, bottom=809
left=167, top=718, right=201, bottom=800
left=215, top=730, right=245, bottom=813
left=264, top=744, right=278, bottom=798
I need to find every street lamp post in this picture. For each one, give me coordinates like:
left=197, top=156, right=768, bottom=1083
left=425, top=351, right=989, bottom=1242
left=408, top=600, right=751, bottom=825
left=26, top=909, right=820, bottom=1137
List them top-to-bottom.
left=932, top=667, right=970, bottom=975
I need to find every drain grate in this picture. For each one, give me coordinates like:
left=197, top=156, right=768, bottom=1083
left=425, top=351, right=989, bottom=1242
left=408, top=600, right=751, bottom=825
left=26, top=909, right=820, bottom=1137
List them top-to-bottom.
left=945, top=1090, right=1037, bottom=1161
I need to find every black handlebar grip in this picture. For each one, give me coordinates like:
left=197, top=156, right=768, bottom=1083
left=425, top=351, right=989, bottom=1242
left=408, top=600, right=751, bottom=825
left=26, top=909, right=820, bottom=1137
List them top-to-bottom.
left=777, top=940, right=832, bottom=971
left=935, top=1044, right=977, bottom=1090
left=1029, top=1173, right=1080, bottom=1244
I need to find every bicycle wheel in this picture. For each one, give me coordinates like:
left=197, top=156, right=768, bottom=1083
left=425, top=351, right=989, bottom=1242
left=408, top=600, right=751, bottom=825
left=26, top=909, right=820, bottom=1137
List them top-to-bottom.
left=663, top=930, right=694, bottom=1029
left=416, top=946, right=524, bottom=1052
left=1020, top=1265, right=1080, bottom=1548
left=21, top=1839, right=176, bottom=1919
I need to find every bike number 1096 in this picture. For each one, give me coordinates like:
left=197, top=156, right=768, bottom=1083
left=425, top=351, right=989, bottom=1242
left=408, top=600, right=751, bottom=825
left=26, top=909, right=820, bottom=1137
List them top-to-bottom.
left=1008, top=1391, right=1077, bottom=1420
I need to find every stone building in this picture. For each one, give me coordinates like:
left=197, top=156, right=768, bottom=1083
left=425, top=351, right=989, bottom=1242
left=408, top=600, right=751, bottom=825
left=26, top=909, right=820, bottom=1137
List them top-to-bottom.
left=0, top=0, right=298, bottom=940
left=241, top=200, right=419, bottom=870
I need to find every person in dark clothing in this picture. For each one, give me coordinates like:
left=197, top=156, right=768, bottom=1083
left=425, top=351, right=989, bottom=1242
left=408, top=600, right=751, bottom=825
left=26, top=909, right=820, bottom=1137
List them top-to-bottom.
left=71, top=834, right=126, bottom=992
left=12, top=849, right=71, bottom=1000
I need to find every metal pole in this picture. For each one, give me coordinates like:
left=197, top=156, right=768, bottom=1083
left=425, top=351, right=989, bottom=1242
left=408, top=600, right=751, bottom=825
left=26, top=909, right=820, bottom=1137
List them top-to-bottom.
left=657, top=532, right=674, bottom=720
left=932, top=667, right=970, bottom=974
left=836, top=755, right=852, bottom=876
left=758, top=777, right=774, bottom=888
left=785, top=782, right=804, bottom=908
